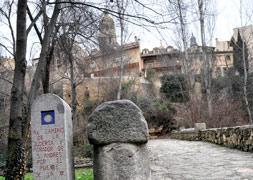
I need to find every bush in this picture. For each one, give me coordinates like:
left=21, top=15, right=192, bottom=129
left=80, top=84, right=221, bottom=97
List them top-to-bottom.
left=160, top=74, right=189, bottom=102
left=212, top=76, right=231, bottom=93
left=135, top=97, right=176, bottom=133
left=83, top=100, right=97, bottom=116
left=73, top=143, right=93, bottom=159
left=83, top=144, right=93, bottom=158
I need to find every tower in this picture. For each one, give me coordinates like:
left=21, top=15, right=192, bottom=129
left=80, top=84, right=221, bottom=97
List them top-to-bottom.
left=98, top=12, right=118, bottom=52
left=190, top=33, right=198, bottom=47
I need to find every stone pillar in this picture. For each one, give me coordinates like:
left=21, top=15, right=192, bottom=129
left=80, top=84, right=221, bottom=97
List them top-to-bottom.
left=31, top=94, right=73, bottom=180
left=87, top=100, right=150, bottom=180
left=194, top=123, right=206, bottom=131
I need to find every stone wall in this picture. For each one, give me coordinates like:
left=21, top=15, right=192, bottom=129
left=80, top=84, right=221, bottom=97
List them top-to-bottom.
left=170, top=125, right=253, bottom=152
left=170, top=129, right=199, bottom=141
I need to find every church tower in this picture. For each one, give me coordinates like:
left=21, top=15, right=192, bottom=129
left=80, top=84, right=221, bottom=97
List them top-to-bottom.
left=98, top=12, right=118, bottom=52
left=190, top=33, right=198, bottom=47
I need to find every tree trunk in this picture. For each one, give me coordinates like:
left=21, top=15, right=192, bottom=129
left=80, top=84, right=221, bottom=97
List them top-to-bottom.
left=5, top=0, right=27, bottom=179
left=28, top=0, right=60, bottom=106
left=176, top=0, right=194, bottom=123
left=177, top=0, right=190, bottom=83
left=198, top=0, right=212, bottom=119
left=239, top=0, right=252, bottom=124
left=21, top=1, right=61, bottom=177
left=117, top=15, right=124, bottom=100
left=42, top=42, right=55, bottom=93
left=242, top=42, right=252, bottom=123
left=69, top=54, right=78, bottom=124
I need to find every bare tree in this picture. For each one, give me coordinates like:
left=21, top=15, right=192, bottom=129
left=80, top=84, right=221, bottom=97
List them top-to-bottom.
left=0, top=0, right=16, bottom=58
left=2, top=0, right=62, bottom=178
left=5, top=0, right=27, bottom=178
left=114, top=0, right=128, bottom=100
left=167, top=0, right=196, bottom=124
left=198, top=0, right=213, bottom=119
left=240, top=0, right=252, bottom=123
left=55, top=5, right=97, bottom=124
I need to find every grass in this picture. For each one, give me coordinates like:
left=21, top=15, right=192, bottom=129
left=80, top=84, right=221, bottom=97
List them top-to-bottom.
left=0, top=168, right=93, bottom=180
left=75, top=168, right=93, bottom=180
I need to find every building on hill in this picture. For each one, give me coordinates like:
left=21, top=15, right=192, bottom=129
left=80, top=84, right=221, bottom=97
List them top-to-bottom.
left=77, top=12, right=143, bottom=102
left=84, top=12, right=141, bottom=79
left=97, top=12, right=118, bottom=52
left=230, top=25, right=253, bottom=75
left=187, top=34, right=215, bottom=77
left=213, top=39, right=234, bottom=77
left=84, top=41, right=141, bottom=78
left=140, top=45, right=182, bottom=76
left=140, top=45, right=182, bottom=98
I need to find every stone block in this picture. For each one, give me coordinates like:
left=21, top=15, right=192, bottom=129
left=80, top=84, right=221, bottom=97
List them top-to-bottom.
left=87, top=99, right=148, bottom=145
left=88, top=99, right=151, bottom=180
left=194, top=123, right=206, bottom=131
left=93, top=143, right=151, bottom=180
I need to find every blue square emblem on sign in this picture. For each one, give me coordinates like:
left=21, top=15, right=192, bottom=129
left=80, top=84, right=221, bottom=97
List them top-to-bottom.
left=41, top=110, right=55, bottom=125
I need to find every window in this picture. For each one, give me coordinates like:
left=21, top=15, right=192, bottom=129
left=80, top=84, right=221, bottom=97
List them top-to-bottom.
left=225, top=55, right=231, bottom=62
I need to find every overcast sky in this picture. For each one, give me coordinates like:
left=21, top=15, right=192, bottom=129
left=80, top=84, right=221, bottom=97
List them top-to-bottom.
left=133, top=0, right=245, bottom=50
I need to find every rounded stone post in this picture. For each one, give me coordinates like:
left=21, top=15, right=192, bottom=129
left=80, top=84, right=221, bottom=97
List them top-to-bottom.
left=87, top=100, right=150, bottom=180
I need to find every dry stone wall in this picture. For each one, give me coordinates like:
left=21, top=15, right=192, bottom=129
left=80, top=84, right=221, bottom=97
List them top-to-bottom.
left=170, top=125, right=253, bottom=152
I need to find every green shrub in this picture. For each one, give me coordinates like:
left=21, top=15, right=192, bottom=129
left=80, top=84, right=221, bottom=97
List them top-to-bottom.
left=160, top=75, right=189, bottom=102
left=135, top=97, right=176, bottom=133
left=83, top=100, right=97, bottom=116
left=73, top=144, right=93, bottom=159
left=83, top=144, right=93, bottom=158
left=76, top=168, right=93, bottom=180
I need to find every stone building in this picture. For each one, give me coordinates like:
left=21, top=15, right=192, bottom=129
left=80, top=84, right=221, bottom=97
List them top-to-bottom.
left=76, top=12, right=142, bottom=101
left=230, top=25, right=253, bottom=75
left=187, top=34, right=215, bottom=77
left=213, top=39, right=234, bottom=77
left=140, top=45, right=182, bottom=76
left=140, top=45, right=182, bottom=97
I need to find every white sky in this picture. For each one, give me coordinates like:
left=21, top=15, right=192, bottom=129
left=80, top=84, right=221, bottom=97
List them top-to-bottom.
left=133, top=0, right=243, bottom=50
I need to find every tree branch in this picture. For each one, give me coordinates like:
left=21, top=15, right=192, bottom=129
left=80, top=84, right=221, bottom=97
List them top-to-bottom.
left=47, top=1, right=176, bottom=25
left=26, top=6, right=43, bottom=43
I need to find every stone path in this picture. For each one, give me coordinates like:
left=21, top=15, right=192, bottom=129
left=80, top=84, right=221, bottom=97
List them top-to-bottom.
left=148, top=139, right=253, bottom=180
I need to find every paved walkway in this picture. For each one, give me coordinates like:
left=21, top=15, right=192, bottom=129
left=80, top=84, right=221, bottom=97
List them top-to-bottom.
left=148, top=139, right=253, bottom=180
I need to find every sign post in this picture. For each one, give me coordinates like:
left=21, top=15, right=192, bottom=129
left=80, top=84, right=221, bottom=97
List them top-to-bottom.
left=31, top=94, right=73, bottom=180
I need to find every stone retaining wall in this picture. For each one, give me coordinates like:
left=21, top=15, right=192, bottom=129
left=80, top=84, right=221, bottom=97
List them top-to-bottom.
left=170, top=125, right=253, bottom=152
